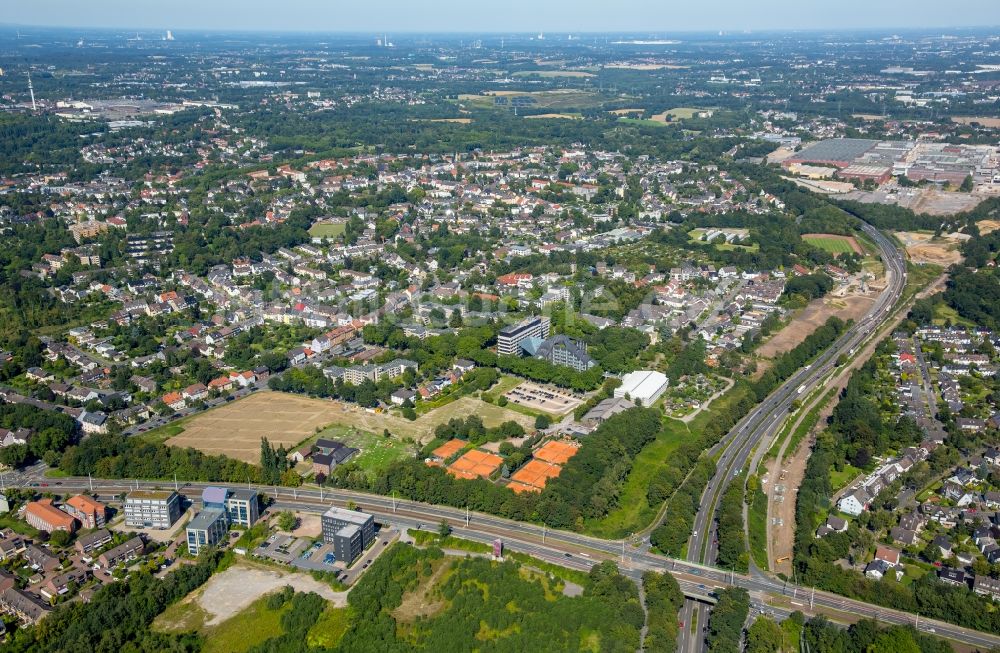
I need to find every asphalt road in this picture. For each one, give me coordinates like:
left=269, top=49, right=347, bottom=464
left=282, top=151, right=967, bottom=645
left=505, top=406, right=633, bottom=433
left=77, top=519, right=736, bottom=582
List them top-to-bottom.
left=677, top=221, right=908, bottom=652
left=16, top=224, right=988, bottom=649
left=30, top=475, right=1000, bottom=651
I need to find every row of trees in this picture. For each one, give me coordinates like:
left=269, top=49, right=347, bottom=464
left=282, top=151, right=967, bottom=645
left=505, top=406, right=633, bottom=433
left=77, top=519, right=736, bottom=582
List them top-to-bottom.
left=783, top=272, right=834, bottom=303
left=752, top=317, right=847, bottom=401
left=466, top=348, right=606, bottom=392
left=268, top=366, right=404, bottom=408
left=431, top=415, right=525, bottom=444
left=57, top=432, right=265, bottom=484
left=260, top=437, right=297, bottom=486
left=650, top=457, right=717, bottom=555
left=714, top=480, right=749, bottom=573
left=642, top=571, right=685, bottom=653
left=705, top=588, right=750, bottom=653
left=802, top=616, right=954, bottom=653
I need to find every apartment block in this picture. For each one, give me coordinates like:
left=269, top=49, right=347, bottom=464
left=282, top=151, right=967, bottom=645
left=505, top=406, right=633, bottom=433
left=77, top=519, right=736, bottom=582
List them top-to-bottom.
left=497, top=316, right=550, bottom=356
left=124, top=490, right=181, bottom=529
left=64, top=495, right=107, bottom=530
left=24, top=499, right=76, bottom=533
left=321, top=505, right=375, bottom=565
left=186, top=507, right=228, bottom=555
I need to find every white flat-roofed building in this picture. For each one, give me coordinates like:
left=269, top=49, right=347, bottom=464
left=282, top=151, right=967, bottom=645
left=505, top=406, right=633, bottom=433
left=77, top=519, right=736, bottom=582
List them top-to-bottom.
left=614, top=370, right=669, bottom=406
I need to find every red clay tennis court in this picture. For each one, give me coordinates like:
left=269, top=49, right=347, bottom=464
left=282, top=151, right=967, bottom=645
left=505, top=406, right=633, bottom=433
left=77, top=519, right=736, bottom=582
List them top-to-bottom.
left=447, top=449, right=504, bottom=480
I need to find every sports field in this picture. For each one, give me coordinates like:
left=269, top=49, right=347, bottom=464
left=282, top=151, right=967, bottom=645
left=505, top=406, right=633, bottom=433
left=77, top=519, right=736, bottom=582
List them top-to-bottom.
left=307, top=222, right=346, bottom=239
left=801, top=233, right=863, bottom=255
left=165, top=391, right=534, bottom=463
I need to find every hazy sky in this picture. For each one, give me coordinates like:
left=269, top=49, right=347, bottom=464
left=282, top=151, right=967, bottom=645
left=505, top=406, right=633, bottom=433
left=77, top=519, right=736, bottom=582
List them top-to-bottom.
left=6, top=0, right=1000, bottom=33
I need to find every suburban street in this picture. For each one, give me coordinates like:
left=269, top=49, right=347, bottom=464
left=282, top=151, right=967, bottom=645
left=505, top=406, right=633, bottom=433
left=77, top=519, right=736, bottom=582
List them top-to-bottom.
left=11, top=223, right=965, bottom=649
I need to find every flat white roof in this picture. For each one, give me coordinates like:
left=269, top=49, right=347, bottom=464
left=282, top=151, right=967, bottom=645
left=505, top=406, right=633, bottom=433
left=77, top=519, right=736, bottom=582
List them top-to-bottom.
left=615, top=370, right=669, bottom=402
left=323, top=505, right=372, bottom=525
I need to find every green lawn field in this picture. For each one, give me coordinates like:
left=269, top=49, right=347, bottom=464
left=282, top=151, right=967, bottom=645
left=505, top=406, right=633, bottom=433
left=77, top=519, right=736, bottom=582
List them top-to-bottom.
left=308, top=222, right=346, bottom=239
left=803, top=235, right=856, bottom=255
left=313, top=424, right=413, bottom=477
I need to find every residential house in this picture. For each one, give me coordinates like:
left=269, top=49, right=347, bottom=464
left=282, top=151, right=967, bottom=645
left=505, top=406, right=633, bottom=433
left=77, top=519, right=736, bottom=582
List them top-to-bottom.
left=182, top=383, right=208, bottom=401
left=390, top=389, right=416, bottom=406
left=161, top=391, right=185, bottom=411
left=79, top=411, right=108, bottom=435
left=312, top=440, right=360, bottom=476
left=837, top=488, right=870, bottom=517
left=890, top=527, right=918, bottom=546
left=75, top=528, right=113, bottom=555
left=0, top=530, right=26, bottom=561
left=96, top=536, right=144, bottom=569
left=24, top=544, right=60, bottom=573
left=864, top=559, right=893, bottom=580
left=40, top=568, right=90, bottom=601
left=938, top=568, right=967, bottom=587
left=974, top=575, right=1000, bottom=601
left=0, top=587, right=51, bottom=624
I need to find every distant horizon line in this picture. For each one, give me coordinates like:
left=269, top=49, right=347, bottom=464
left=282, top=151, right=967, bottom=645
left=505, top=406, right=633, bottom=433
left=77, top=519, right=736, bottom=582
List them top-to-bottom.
left=2, top=23, right=999, bottom=36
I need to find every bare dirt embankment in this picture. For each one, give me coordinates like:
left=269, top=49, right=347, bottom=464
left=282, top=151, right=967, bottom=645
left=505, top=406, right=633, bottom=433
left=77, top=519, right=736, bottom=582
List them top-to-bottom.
left=978, top=219, right=1000, bottom=235
left=894, top=231, right=966, bottom=266
left=766, top=272, right=950, bottom=576
left=757, top=295, right=875, bottom=362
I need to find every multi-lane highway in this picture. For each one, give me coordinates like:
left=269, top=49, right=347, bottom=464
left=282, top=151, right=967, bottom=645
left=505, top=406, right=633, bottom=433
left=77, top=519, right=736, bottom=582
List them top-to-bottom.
left=677, top=221, right=908, bottom=651
left=7, top=224, right=987, bottom=648
left=26, top=475, right=1000, bottom=651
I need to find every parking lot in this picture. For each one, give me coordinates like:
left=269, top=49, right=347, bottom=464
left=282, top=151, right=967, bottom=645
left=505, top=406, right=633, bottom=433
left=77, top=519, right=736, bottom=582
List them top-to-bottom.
left=504, top=381, right=584, bottom=415
left=253, top=527, right=398, bottom=583
left=339, top=528, right=398, bottom=585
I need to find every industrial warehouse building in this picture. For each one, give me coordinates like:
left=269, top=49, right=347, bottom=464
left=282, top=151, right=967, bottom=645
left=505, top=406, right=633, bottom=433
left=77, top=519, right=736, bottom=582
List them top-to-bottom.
left=614, top=370, right=669, bottom=406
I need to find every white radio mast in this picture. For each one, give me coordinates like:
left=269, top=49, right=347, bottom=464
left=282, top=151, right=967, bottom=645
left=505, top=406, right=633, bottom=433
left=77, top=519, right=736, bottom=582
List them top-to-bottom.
left=27, top=70, right=36, bottom=111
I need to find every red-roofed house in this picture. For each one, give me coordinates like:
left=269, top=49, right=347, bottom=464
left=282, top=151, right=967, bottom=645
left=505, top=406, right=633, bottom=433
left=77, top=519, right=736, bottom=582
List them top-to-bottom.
left=497, top=273, right=533, bottom=289
left=208, top=376, right=234, bottom=392
left=162, top=392, right=185, bottom=411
